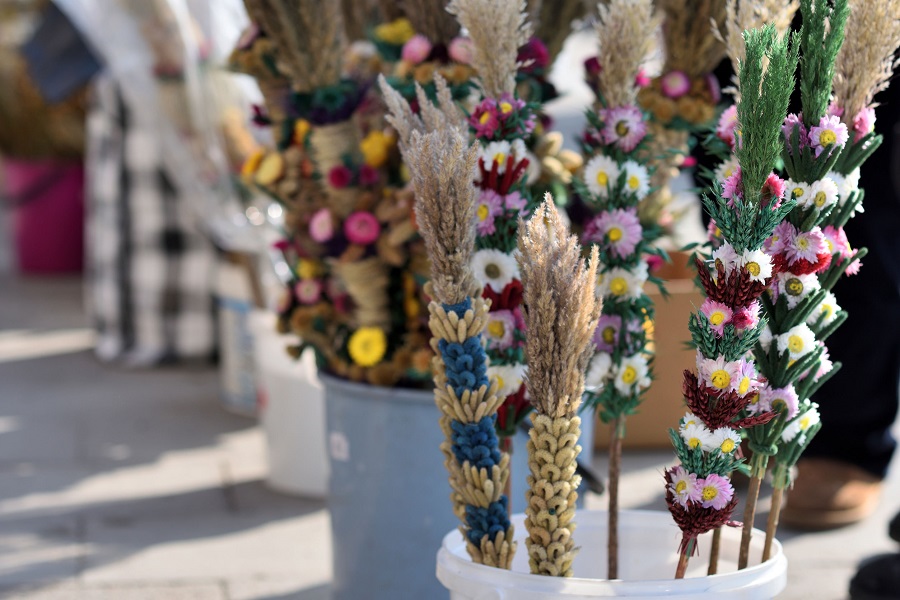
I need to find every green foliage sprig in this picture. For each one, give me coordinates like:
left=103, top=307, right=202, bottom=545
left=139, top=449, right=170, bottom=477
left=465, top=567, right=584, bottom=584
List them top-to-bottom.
left=798, top=0, right=850, bottom=128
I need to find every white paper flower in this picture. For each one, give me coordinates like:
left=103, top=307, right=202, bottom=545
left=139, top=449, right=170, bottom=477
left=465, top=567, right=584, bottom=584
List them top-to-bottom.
left=481, top=141, right=512, bottom=174
left=584, top=155, right=619, bottom=198
left=715, top=156, right=739, bottom=184
left=621, top=160, right=650, bottom=198
left=836, top=168, right=864, bottom=216
left=807, top=177, right=839, bottom=211
left=786, top=180, right=810, bottom=205
left=738, top=248, right=774, bottom=283
left=472, top=249, right=519, bottom=291
left=596, top=262, right=648, bottom=302
left=775, top=272, right=821, bottom=309
left=806, top=291, right=841, bottom=327
left=776, top=323, right=817, bottom=359
left=758, top=324, right=774, bottom=352
left=585, top=352, right=613, bottom=391
left=612, top=354, right=651, bottom=395
left=487, top=363, right=526, bottom=397
left=781, top=405, right=821, bottom=445
left=679, top=412, right=701, bottom=432
left=680, top=422, right=715, bottom=452
left=709, top=427, right=742, bottom=454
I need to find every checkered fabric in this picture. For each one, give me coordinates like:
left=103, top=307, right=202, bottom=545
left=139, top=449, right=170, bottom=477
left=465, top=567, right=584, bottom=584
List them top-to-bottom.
left=85, top=74, right=216, bottom=365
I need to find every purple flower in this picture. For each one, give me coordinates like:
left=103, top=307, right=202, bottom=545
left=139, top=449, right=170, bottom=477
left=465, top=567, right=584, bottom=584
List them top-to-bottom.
left=517, top=37, right=550, bottom=72
left=661, top=70, right=690, bottom=98
left=470, top=99, right=500, bottom=138
left=600, top=105, right=647, bottom=152
left=782, top=113, right=807, bottom=150
left=809, top=115, right=849, bottom=157
left=358, top=164, right=380, bottom=186
left=328, top=165, right=353, bottom=189
left=722, top=168, right=742, bottom=207
left=474, top=189, right=504, bottom=235
left=584, top=207, right=643, bottom=258
left=765, top=221, right=796, bottom=256
left=484, top=309, right=516, bottom=350
left=593, top=314, right=623, bottom=353
left=760, top=384, right=800, bottom=419
left=668, top=466, right=702, bottom=507
left=698, top=474, right=735, bottom=510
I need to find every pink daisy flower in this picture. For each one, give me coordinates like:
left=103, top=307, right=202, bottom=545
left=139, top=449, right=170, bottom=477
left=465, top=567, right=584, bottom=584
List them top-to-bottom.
left=401, top=34, right=432, bottom=64
left=660, top=70, right=690, bottom=98
left=470, top=99, right=500, bottom=138
left=826, top=101, right=845, bottom=118
left=600, top=105, right=647, bottom=152
left=716, top=105, right=738, bottom=148
left=852, top=106, right=876, bottom=143
left=782, top=113, right=807, bottom=150
left=809, top=114, right=849, bottom=157
left=722, top=168, right=743, bottom=207
left=761, top=173, right=786, bottom=209
left=474, top=189, right=504, bottom=235
left=502, top=190, right=528, bottom=216
left=309, top=208, right=335, bottom=243
left=585, top=208, right=643, bottom=258
left=343, top=211, right=381, bottom=245
left=706, top=218, right=723, bottom=247
left=765, top=220, right=796, bottom=256
left=822, top=225, right=851, bottom=257
left=785, top=227, right=828, bottom=265
left=845, top=257, right=863, bottom=276
left=294, top=279, right=323, bottom=304
left=700, top=299, right=733, bottom=337
left=732, top=300, right=761, bottom=331
left=484, top=309, right=516, bottom=350
left=593, top=314, right=623, bottom=353
left=698, top=355, right=741, bottom=393
left=732, top=357, right=761, bottom=397
left=760, top=384, right=800, bottom=419
left=746, top=386, right=772, bottom=416
left=668, top=466, right=702, bottom=507
left=698, top=474, right=735, bottom=510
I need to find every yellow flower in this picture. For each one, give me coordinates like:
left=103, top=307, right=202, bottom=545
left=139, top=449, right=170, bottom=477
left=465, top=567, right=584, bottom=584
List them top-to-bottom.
left=373, top=18, right=415, bottom=45
left=293, top=119, right=311, bottom=145
left=360, top=131, right=395, bottom=168
left=241, top=148, right=265, bottom=179
left=296, top=258, right=322, bottom=280
left=348, top=327, right=388, bottom=367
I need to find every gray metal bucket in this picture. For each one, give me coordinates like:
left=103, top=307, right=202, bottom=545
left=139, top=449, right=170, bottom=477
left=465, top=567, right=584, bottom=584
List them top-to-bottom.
left=322, top=375, right=458, bottom=600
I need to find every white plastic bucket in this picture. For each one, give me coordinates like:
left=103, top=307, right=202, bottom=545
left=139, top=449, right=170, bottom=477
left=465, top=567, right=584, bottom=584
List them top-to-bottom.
left=216, top=259, right=258, bottom=417
left=249, top=310, right=328, bottom=497
left=437, top=510, right=787, bottom=599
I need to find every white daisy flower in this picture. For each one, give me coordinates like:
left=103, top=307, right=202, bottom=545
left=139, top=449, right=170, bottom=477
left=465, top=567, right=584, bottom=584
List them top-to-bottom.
left=481, top=141, right=512, bottom=174
left=584, top=155, right=619, bottom=198
left=715, top=156, right=739, bottom=184
left=621, top=160, right=650, bottom=198
left=838, top=168, right=864, bottom=216
left=827, top=171, right=847, bottom=202
left=808, top=177, right=839, bottom=211
left=786, top=180, right=810, bottom=205
left=738, top=248, right=773, bottom=283
left=471, top=249, right=519, bottom=291
left=597, top=262, right=648, bottom=302
left=775, top=272, right=821, bottom=309
left=806, top=291, right=841, bottom=327
left=776, top=323, right=817, bottom=359
left=758, top=324, right=774, bottom=352
left=585, top=352, right=613, bottom=391
left=613, top=354, right=651, bottom=395
left=487, top=363, right=526, bottom=397
left=781, top=406, right=821, bottom=445
left=679, top=412, right=701, bottom=432
left=680, top=422, right=715, bottom=452
left=709, top=427, right=742, bottom=454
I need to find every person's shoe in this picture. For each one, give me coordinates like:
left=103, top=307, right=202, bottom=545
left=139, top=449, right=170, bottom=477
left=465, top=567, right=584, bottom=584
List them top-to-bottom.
left=780, top=458, right=882, bottom=530
left=849, top=554, right=900, bottom=600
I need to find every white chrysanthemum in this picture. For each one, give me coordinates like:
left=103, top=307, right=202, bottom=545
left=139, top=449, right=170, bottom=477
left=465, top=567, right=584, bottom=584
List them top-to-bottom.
left=481, top=141, right=513, bottom=174
left=584, top=155, right=619, bottom=198
left=715, top=156, right=739, bottom=184
left=621, top=160, right=650, bottom=198
left=838, top=168, right=864, bottom=216
left=807, top=177, right=839, bottom=211
left=786, top=180, right=810, bottom=205
left=738, top=248, right=773, bottom=283
left=472, top=249, right=519, bottom=291
left=596, top=262, right=648, bottom=301
left=776, top=272, right=821, bottom=309
left=806, top=291, right=841, bottom=327
left=776, top=323, right=817, bottom=359
left=758, top=324, right=774, bottom=352
left=585, top=352, right=613, bottom=391
left=613, top=354, right=651, bottom=395
left=487, top=363, right=526, bottom=397
left=781, top=406, right=821, bottom=445
left=679, top=412, right=701, bottom=432
left=680, top=422, right=715, bottom=452
left=709, top=427, right=742, bottom=454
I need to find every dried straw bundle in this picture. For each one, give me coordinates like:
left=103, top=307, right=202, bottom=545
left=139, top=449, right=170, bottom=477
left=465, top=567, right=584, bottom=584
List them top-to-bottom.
left=594, top=0, right=658, bottom=107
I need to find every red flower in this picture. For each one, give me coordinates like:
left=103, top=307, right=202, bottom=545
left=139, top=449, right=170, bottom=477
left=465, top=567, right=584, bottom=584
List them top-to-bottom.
left=517, top=37, right=549, bottom=72
left=359, top=164, right=380, bottom=186
left=328, top=165, right=354, bottom=189
left=773, top=251, right=832, bottom=276
left=482, top=279, right=523, bottom=311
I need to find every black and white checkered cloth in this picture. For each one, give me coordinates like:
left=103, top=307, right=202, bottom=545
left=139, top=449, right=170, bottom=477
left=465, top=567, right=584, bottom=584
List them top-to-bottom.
left=85, top=74, right=216, bottom=365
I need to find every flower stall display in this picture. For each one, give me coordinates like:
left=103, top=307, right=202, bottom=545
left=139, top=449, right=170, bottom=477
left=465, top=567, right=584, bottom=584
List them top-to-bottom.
left=575, top=0, right=663, bottom=579
left=665, top=24, right=797, bottom=578
left=517, top=197, right=601, bottom=577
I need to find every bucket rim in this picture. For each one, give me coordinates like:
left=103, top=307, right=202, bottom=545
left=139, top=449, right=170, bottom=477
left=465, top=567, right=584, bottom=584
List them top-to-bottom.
left=319, top=372, right=433, bottom=405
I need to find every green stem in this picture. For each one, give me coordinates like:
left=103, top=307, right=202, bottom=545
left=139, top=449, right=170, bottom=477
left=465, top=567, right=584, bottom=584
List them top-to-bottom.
left=608, top=416, right=625, bottom=580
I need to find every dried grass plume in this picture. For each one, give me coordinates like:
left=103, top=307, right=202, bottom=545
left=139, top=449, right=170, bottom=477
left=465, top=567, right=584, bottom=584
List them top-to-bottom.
left=401, top=0, right=461, bottom=44
left=447, top=0, right=533, bottom=98
left=594, top=0, right=659, bottom=107
left=658, top=0, right=727, bottom=77
left=833, top=0, right=900, bottom=123
left=406, top=130, right=480, bottom=305
left=517, top=196, right=601, bottom=419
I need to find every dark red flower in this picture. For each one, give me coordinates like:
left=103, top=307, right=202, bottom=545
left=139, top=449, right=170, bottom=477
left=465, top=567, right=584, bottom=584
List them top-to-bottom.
left=517, top=37, right=550, bottom=72
left=483, top=279, right=524, bottom=311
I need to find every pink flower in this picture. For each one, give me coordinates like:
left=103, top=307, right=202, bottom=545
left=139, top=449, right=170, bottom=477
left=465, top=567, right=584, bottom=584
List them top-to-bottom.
left=401, top=34, right=432, bottom=64
left=448, top=36, right=473, bottom=64
left=517, top=37, right=550, bottom=72
left=635, top=68, right=650, bottom=87
left=661, top=70, right=691, bottom=98
left=706, top=73, right=721, bottom=103
left=470, top=99, right=500, bottom=138
left=826, top=101, right=845, bottom=118
left=600, top=105, right=647, bottom=152
left=716, top=105, right=738, bottom=148
left=852, top=106, right=876, bottom=143
left=782, top=113, right=807, bottom=150
left=809, top=114, right=849, bottom=157
left=359, top=164, right=380, bottom=186
left=328, top=165, right=353, bottom=189
left=722, top=168, right=743, bottom=206
left=762, top=173, right=786, bottom=209
left=474, top=189, right=504, bottom=235
left=503, top=190, right=528, bottom=216
left=584, top=207, right=643, bottom=258
left=309, top=208, right=334, bottom=242
left=343, top=211, right=381, bottom=245
left=706, top=218, right=723, bottom=246
left=765, top=221, right=796, bottom=256
left=822, top=225, right=851, bottom=257
left=785, top=227, right=828, bottom=265
left=845, top=257, right=863, bottom=276
left=294, top=279, right=323, bottom=304
left=700, top=299, right=733, bottom=336
left=732, top=301, right=760, bottom=331
left=484, top=309, right=516, bottom=350
left=593, top=314, right=623, bottom=353
left=815, top=344, right=834, bottom=380
left=698, top=355, right=742, bottom=393
left=732, top=358, right=761, bottom=397
left=760, top=384, right=799, bottom=419
left=747, top=385, right=772, bottom=415
left=668, top=466, right=702, bottom=507
left=698, top=474, right=734, bottom=510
